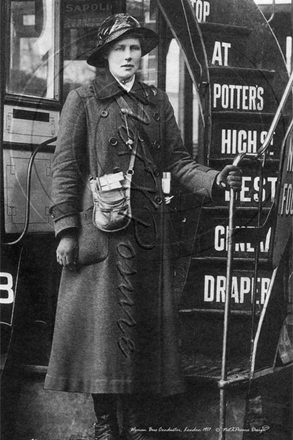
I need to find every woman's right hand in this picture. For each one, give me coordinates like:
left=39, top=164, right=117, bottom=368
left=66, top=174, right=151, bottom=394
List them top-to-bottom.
left=56, top=233, right=78, bottom=270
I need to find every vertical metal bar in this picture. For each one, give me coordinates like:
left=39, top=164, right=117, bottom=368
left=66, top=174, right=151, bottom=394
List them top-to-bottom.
left=257, top=70, right=293, bottom=156
left=247, top=157, right=265, bottom=396
left=218, top=187, right=236, bottom=440
left=250, top=268, right=278, bottom=374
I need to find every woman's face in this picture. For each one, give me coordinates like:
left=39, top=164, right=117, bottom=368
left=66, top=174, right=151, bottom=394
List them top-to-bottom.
left=106, top=37, right=142, bottom=82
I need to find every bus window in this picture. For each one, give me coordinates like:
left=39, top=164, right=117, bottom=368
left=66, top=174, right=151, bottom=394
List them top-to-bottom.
left=7, top=0, right=56, bottom=99
left=61, top=0, right=112, bottom=99
left=126, top=0, right=158, bottom=86
left=166, top=38, right=200, bottom=159
left=166, top=39, right=182, bottom=125
left=192, top=84, right=200, bottom=159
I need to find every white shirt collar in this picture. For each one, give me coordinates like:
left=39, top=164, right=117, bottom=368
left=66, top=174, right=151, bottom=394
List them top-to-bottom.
left=114, top=75, right=135, bottom=92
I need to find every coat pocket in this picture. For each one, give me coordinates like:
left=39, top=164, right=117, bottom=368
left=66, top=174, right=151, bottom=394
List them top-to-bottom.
left=77, top=207, right=109, bottom=267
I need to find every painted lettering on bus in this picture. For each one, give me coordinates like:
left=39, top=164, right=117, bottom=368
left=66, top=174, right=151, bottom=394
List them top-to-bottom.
left=191, top=0, right=210, bottom=22
left=65, top=3, right=111, bottom=13
left=64, top=17, right=101, bottom=28
left=212, top=41, right=231, bottom=66
left=213, top=84, right=264, bottom=111
left=221, top=129, right=272, bottom=155
left=279, top=140, right=293, bottom=216
left=225, top=176, right=277, bottom=203
left=279, top=183, right=293, bottom=215
left=214, top=226, right=271, bottom=253
left=0, top=273, right=14, bottom=304
left=204, top=275, right=270, bottom=305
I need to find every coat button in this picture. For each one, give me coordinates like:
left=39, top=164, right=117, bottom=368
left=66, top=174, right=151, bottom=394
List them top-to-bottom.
left=100, top=109, right=109, bottom=117
left=153, top=112, right=160, bottom=122
left=109, top=137, right=118, bottom=146
left=152, top=140, right=161, bottom=149
left=155, top=195, right=163, bottom=205
left=50, top=210, right=55, bottom=219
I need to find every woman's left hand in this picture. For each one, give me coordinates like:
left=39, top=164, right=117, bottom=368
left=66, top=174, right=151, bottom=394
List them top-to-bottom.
left=216, top=165, right=243, bottom=192
left=56, top=234, right=78, bottom=270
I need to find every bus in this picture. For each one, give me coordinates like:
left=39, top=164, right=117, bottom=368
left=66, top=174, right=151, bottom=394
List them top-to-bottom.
left=1, top=0, right=292, bottom=438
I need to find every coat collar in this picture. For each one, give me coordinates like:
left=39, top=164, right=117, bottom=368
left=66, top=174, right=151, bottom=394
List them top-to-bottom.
left=92, top=69, right=156, bottom=105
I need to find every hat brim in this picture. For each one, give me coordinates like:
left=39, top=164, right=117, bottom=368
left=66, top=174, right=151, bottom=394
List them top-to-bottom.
left=87, top=27, right=159, bottom=67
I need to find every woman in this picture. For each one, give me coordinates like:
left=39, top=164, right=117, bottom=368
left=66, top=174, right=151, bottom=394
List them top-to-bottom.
left=44, top=13, right=242, bottom=440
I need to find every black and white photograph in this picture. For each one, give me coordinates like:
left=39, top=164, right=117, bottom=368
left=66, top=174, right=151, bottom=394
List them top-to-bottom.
left=0, top=1, right=292, bottom=439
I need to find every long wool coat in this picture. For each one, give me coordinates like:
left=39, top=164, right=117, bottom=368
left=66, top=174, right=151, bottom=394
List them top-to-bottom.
left=44, top=69, right=219, bottom=396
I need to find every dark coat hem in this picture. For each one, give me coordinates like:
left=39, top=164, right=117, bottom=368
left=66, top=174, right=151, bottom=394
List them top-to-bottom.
left=44, top=374, right=185, bottom=396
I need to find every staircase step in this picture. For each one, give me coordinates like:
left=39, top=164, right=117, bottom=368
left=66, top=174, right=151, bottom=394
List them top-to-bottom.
left=200, top=22, right=253, bottom=68
left=200, top=22, right=252, bottom=37
left=209, top=66, right=278, bottom=115
left=209, top=66, right=275, bottom=79
left=209, top=111, right=284, bottom=159
left=192, top=209, right=273, bottom=260
left=180, top=262, right=274, bottom=312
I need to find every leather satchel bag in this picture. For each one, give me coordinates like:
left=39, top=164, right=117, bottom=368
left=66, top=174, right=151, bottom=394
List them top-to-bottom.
left=89, top=170, right=134, bottom=233
left=93, top=187, right=131, bottom=232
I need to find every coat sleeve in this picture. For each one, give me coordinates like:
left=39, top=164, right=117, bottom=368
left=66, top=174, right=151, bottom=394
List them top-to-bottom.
left=50, top=89, right=87, bottom=237
left=161, top=91, right=219, bottom=198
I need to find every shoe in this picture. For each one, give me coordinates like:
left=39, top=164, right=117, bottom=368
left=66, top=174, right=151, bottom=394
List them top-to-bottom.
left=121, top=405, right=158, bottom=440
left=94, top=414, right=120, bottom=440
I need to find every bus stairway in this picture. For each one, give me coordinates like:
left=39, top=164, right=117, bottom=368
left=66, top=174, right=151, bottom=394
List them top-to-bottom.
left=176, top=0, right=291, bottom=404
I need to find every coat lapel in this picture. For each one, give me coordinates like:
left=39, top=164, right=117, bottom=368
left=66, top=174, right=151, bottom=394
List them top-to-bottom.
left=93, top=69, right=155, bottom=106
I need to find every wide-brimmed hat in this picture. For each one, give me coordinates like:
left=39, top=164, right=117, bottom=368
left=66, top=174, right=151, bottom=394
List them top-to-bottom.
left=87, top=13, right=159, bottom=67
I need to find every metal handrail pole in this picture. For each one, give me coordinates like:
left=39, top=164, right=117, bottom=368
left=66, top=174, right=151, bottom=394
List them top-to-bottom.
left=218, top=150, right=248, bottom=439
left=247, top=155, right=266, bottom=395
left=218, top=185, right=237, bottom=440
